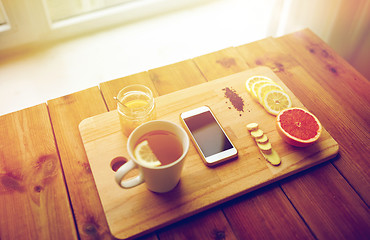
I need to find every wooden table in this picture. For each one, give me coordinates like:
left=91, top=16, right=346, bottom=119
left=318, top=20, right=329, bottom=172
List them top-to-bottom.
left=1, top=29, right=369, bottom=240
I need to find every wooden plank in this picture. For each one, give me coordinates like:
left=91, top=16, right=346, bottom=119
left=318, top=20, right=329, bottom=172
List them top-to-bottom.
left=276, top=29, right=370, bottom=204
left=279, top=29, right=369, bottom=126
left=236, top=33, right=370, bottom=238
left=236, top=37, right=298, bottom=74
left=193, top=47, right=315, bottom=239
left=193, top=47, right=249, bottom=81
left=148, top=59, right=206, bottom=95
left=100, top=71, right=159, bottom=111
left=47, top=88, right=112, bottom=240
left=0, top=104, right=77, bottom=239
left=281, top=163, right=370, bottom=239
left=223, top=184, right=314, bottom=239
left=158, top=209, right=237, bottom=240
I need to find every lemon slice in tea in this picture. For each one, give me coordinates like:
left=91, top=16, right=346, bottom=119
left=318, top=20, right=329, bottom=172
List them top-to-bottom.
left=262, top=90, right=292, bottom=115
left=134, top=140, right=161, bottom=167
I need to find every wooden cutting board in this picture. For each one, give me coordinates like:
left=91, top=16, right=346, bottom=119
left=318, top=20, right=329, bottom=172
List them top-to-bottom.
left=79, top=67, right=339, bottom=239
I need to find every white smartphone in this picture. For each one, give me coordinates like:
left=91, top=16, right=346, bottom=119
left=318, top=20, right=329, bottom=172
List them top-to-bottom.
left=180, top=106, right=238, bottom=166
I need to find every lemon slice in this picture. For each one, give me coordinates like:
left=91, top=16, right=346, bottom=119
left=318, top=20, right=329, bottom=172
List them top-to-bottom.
left=245, top=76, right=274, bottom=93
left=251, top=80, right=274, bottom=101
left=258, top=83, right=284, bottom=104
left=262, top=90, right=292, bottom=115
left=125, top=99, right=149, bottom=109
left=134, top=140, right=161, bottom=167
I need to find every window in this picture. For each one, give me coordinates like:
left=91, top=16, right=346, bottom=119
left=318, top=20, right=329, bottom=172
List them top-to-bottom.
left=0, top=0, right=213, bottom=51
left=0, top=0, right=9, bottom=32
left=45, top=0, right=135, bottom=22
left=0, top=6, right=6, bottom=24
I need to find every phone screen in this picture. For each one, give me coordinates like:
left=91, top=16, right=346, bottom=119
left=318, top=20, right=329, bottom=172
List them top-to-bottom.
left=183, top=111, right=234, bottom=157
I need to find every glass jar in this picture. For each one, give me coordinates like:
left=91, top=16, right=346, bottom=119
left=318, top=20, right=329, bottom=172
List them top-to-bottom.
left=116, top=84, right=156, bottom=137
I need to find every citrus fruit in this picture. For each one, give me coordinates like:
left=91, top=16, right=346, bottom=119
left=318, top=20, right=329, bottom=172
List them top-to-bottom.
left=246, top=76, right=274, bottom=93
left=251, top=80, right=274, bottom=100
left=258, top=83, right=284, bottom=104
left=262, top=90, right=292, bottom=115
left=125, top=99, right=149, bottom=109
left=276, top=107, right=322, bottom=147
left=134, top=140, right=161, bottom=167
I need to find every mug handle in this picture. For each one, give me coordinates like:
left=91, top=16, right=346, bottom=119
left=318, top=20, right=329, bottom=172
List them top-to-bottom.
left=115, top=160, right=144, bottom=188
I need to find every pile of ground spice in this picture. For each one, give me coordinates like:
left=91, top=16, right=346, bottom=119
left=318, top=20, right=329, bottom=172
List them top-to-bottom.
left=222, top=87, right=245, bottom=113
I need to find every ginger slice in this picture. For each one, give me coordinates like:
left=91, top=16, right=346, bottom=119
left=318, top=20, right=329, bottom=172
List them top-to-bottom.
left=246, top=123, right=259, bottom=131
left=247, top=123, right=281, bottom=166
left=250, top=129, right=264, bottom=138
left=256, top=134, right=269, bottom=144
left=257, top=142, right=272, bottom=154
left=261, top=149, right=281, bottom=166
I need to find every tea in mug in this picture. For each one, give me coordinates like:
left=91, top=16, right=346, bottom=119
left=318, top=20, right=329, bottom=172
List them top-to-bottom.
left=134, top=130, right=183, bottom=167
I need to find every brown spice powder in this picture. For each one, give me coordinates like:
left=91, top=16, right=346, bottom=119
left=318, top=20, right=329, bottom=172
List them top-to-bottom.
left=223, top=87, right=244, bottom=113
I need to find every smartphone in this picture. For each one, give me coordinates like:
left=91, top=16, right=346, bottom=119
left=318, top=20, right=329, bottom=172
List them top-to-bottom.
left=180, top=106, right=238, bottom=166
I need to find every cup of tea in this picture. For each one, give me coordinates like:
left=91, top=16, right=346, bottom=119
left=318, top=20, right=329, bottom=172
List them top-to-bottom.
left=115, top=120, right=190, bottom=193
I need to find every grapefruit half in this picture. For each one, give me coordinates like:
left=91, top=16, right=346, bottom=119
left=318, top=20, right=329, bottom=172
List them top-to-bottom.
left=276, top=107, right=322, bottom=147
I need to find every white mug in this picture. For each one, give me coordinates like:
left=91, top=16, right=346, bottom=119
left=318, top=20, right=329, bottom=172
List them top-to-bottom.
left=115, top=120, right=189, bottom=193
